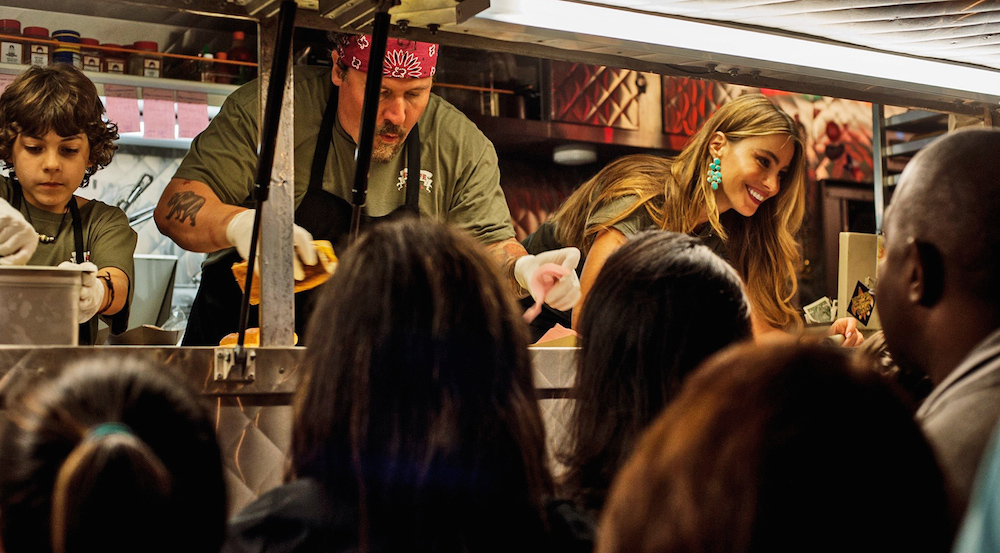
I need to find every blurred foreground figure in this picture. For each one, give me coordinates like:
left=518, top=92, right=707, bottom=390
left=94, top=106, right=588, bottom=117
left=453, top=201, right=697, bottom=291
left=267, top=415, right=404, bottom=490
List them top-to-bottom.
left=877, top=128, right=1000, bottom=514
left=225, top=219, right=586, bottom=553
left=598, top=342, right=953, bottom=553
left=0, top=357, right=227, bottom=553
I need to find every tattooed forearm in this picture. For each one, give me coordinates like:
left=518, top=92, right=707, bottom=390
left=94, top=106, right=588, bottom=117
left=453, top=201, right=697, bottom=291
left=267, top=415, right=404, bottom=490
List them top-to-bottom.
left=165, top=191, right=206, bottom=227
left=485, top=238, right=529, bottom=299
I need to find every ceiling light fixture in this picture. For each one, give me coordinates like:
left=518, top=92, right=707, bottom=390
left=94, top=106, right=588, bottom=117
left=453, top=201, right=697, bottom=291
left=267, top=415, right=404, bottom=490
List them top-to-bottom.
left=469, top=0, right=1000, bottom=105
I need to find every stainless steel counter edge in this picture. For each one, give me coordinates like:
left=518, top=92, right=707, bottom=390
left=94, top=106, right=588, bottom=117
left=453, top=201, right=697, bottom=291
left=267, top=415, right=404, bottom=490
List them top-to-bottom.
left=0, top=345, right=579, bottom=399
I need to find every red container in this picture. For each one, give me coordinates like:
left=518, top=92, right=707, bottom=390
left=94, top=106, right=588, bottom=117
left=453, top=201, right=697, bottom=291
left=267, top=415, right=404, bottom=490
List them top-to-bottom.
left=0, top=19, right=25, bottom=65
left=22, top=26, right=49, bottom=67
left=129, top=40, right=160, bottom=78
left=101, top=44, right=126, bottom=74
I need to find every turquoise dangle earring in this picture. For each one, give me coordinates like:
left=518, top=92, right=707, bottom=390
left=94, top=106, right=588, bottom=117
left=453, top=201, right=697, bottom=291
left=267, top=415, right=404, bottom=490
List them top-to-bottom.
left=707, top=157, right=722, bottom=190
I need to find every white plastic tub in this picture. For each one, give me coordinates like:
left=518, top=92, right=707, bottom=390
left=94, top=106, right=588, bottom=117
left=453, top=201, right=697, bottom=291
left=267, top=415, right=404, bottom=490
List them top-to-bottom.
left=0, top=266, right=82, bottom=346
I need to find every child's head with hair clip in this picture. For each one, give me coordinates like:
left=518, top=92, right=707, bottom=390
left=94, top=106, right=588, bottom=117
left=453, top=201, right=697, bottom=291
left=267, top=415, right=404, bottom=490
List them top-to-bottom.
left=0, top=357, right=227, bottom=553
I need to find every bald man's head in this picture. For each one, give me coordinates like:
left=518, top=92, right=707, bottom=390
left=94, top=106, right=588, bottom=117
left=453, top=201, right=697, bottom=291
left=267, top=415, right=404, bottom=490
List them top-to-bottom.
left=887, top=128, right=1000, bottom=303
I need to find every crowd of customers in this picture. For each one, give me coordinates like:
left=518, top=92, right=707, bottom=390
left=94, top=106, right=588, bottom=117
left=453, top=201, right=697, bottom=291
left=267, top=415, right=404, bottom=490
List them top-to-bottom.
left=1, top=127, right=1000, bottom=553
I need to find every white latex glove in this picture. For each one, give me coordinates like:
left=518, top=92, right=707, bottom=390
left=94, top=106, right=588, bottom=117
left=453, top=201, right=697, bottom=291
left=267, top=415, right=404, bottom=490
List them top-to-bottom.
left=0, top=198, right=38, bottom=265
left=226, top=209, right=319, bottom=280
left=514, top=247, right=582, bottom=311
left=58, top=261, right=103, bottom=322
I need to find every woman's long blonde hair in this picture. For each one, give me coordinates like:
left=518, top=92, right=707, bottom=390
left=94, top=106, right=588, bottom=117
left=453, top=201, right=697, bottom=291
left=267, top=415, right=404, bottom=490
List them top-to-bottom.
left=551, top=93, right=806, bottom=329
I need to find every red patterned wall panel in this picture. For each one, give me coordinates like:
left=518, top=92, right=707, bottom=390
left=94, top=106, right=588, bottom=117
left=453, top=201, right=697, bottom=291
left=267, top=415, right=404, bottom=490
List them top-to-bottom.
left=551, top=61, right=641, bottom=129
left=662, top=77, right=757, bottom=136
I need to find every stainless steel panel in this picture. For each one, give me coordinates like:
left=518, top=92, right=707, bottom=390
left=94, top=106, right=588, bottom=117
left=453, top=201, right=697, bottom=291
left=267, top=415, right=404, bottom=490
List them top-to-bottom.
left=258, top=14, right=297, bottom=346
left=0, top=345, right=577, bottom=513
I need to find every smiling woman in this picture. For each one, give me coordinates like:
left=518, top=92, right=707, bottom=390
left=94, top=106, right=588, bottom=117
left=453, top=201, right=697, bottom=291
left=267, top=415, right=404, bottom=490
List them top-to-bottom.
left=0, top=64, right=137, bottom=344
left=521, top=93, right=807, bottom=337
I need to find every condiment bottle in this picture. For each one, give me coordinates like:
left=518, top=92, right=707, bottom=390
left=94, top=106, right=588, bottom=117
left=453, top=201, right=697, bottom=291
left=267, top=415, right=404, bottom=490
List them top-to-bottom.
left=0, top=19, right=25, bottom=65
left=22, top=26, right=50, bottom=67
left=52, top=29, right=82, bottom=69
left=227, top=30, right=255, bottom=84
left=80, top=38, right=101, bottom=72
left=129, top=41, right=160, bottom=78
left=101, top=44, right=126, bottom=74
left=213, top=51, right=233, bottom=84
left=199, top=52, right=214, bottom=82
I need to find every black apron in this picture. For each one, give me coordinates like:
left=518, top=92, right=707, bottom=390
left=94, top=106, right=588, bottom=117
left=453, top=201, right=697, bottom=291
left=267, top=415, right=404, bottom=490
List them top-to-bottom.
left=182, top=88, right=421, bottom=346
left=12, top=186, right=92, bottom=344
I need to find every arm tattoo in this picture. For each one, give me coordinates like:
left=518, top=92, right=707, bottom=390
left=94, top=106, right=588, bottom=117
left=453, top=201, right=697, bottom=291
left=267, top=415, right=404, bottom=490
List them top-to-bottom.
left=165, top=191, right=206, bottom=227
left=485, top=238, right=529, bottom=299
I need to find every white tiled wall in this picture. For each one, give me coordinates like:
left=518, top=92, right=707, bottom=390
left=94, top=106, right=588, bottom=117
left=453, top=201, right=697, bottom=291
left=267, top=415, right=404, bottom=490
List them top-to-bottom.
left=77, top=149, right=205, bottom=309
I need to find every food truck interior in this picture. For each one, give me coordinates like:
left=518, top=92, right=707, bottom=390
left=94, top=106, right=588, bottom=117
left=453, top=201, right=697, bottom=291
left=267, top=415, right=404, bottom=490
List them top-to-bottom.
left=0, top=0, right=997, bottom=512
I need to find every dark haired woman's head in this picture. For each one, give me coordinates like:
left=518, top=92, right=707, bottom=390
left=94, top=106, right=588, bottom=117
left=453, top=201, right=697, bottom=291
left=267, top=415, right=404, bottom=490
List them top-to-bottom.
left=0, top=64, right=118, bottom=172
left=294, top=218, right=553, bottom=550
left=563, top=231, right=752, bottom=513
left=599, top=342, right=953, bottom=553
left=0, top=357, right=227, bottom=553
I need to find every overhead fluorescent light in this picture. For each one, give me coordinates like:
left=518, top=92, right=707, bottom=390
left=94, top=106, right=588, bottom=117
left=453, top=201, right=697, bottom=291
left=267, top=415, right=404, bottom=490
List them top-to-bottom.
left=472, top=0, right=1000, bottom=104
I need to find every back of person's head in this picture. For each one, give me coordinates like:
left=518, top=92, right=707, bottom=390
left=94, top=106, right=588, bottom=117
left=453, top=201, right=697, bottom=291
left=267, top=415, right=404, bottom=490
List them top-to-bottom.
left=0, top=63, right=117, bottom=172
left=883, top=128, right=1000, bottom=310
left=293, top=218, right=553, bottom=551
left=562, top=231, right=752, bottom=513
left=598, top=342, right=953, bottom=553
left=0, top=357, right=227, bottom=553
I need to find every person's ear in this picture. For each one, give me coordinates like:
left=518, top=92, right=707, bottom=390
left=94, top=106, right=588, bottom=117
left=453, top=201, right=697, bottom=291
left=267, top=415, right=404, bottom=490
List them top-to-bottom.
left=330, top=51, right=344, bottom=86
left=708, top=131, right=727, bottom=158
left=905, top=238, right=944, bottom=307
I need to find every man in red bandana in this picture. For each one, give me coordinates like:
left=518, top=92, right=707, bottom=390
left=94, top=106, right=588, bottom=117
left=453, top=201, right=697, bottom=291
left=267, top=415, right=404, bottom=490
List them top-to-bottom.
left=156, top=33, right=580, bottom=345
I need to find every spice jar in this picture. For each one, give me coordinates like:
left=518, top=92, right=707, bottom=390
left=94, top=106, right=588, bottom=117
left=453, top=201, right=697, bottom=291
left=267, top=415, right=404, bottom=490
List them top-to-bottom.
left=0, top=19, right=25, bottom=65
left=22, top=26, right=50, bottom=67
left=52, top=29, right=82, bottom=69
left=80, top=38, right=100, bottom=72
left=129, top=41, right=160, bottom=78
left=101, top=44, right=126, bottom=74
left=213, top=51, right=234, bottom=84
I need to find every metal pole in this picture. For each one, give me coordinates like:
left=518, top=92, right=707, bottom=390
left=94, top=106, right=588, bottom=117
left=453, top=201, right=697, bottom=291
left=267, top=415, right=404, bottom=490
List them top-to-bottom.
left=236, top=0, right=297, bottom=355
left=349, top=9, right=391, bottom=243
left=871, top=103, right=887, bottom=235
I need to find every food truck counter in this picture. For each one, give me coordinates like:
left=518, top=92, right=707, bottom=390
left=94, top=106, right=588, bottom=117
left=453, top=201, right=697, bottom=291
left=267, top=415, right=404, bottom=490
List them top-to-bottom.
left=0, top=345, right=577, bottom=512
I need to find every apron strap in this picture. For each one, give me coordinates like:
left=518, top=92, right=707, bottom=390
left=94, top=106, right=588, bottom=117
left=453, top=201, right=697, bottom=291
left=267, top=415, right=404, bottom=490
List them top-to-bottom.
left=309, top=86, right=340, bottom=192
left=404, top=123, right=420, bottom=213
left=10, top=181, right=21, bottom=210
left=67, top=198, right=92, bottom=344
left=68, top=199, right=85, bottom=264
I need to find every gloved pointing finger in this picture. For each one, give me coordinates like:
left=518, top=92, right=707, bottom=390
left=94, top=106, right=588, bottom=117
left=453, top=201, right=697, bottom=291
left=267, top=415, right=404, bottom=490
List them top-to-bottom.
left=514, top=247, right=583, bottom=311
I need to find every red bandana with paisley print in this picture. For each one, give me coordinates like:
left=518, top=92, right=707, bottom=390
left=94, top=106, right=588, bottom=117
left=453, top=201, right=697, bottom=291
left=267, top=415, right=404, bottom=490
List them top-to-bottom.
left=337, top=34, right=438, bottom=78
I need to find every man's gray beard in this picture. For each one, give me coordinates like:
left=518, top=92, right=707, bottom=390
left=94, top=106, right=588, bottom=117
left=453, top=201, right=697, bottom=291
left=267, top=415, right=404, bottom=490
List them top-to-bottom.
left=371, top=137, right=405, bottom=163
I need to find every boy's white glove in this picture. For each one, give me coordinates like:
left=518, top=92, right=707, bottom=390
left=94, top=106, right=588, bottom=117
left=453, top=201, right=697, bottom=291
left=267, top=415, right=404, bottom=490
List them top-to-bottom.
left=0, top=198, right=38, bottom=265
left=226, top=209, right=319, bottom=280
left=514, top=247, right=582, bottom=311
left=58, top=261, right=103, bottom=321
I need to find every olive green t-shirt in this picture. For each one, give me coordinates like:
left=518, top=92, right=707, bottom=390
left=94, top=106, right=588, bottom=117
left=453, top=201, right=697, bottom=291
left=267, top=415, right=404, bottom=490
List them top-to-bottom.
left=174, top=65, right=515, bottom=255
left=0, top=175, right=137, bottom=343
left=525, top=194, right=728, bottom=266
left=589, top=195, right=654, bottom=237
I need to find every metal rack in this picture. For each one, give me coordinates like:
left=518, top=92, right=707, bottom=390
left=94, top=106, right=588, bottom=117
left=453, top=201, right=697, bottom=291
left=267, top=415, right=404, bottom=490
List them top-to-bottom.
left=871, top=106, right=950, bottom=232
